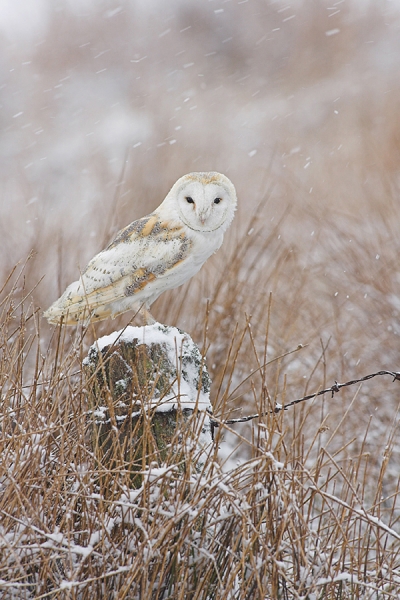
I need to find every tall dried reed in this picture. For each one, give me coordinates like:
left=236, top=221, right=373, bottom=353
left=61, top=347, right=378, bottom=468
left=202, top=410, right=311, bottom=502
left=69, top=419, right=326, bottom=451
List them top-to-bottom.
left=1, top=192, right=399, bottom=597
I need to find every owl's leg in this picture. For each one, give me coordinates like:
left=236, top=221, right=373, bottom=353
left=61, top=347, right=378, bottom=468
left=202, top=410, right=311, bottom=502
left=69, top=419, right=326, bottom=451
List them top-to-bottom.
left=139, top=305, right=156, bottom=325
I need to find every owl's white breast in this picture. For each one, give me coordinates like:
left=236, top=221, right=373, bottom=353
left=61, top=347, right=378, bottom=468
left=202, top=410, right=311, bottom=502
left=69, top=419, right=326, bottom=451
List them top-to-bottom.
left=146, top=225, right=224, bottom=299
left=183, top=226, right=224, bottom=265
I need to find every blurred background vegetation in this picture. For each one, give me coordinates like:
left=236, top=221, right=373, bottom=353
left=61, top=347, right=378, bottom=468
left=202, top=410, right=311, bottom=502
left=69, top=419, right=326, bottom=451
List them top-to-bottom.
left=0, top=0, right=399, bottom=443
left=1, top=4, right=400, bottom=595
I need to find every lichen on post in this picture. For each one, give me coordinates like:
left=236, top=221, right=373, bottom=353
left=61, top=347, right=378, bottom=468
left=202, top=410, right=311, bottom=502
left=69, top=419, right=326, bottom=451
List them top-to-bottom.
left=83, top=323, right=213, bottom=492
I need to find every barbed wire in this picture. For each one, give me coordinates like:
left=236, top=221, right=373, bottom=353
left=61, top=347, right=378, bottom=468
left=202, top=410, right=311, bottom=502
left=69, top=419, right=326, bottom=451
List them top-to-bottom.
left=20, top=365, right=400, bottom=429
left=211, top=370, right=400, bottom=427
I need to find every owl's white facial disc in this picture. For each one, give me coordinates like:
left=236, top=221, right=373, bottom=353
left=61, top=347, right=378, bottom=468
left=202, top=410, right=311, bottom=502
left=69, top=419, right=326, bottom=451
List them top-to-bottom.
left=175, top=175, right=236, bottom=233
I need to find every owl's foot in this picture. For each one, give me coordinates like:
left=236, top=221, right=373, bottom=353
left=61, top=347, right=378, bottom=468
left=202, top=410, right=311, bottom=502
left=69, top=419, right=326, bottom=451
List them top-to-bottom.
left=139, top=306, right=156, bottom=325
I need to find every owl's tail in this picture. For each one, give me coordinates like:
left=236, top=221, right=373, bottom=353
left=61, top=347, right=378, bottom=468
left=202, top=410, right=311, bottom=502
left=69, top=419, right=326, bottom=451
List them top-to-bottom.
left=43, top=275, right=152, bottom=325
left=43, top=278, right=112, bottom=325
left=44, top=298, right=153, bottom=326
left=43, top=299, right=117, bottom=325
left=44, top=302, right=84, bottom=325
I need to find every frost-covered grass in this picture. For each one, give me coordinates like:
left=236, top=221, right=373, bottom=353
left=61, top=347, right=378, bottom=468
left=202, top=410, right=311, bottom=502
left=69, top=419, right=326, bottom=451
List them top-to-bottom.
left=1, top=1, right=400, bottom=597
left=1, top=207, right=400, bottom=597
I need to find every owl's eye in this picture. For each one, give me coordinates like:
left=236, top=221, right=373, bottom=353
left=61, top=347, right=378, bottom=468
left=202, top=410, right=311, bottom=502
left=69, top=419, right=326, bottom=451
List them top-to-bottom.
left=185, top=197, right=194, bottom=204
left=214, top=198, right=222, bottom=204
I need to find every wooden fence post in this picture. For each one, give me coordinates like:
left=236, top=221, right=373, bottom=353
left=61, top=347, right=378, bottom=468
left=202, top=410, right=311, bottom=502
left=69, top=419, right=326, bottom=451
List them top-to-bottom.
left=83, top=324, right=213, bottom=493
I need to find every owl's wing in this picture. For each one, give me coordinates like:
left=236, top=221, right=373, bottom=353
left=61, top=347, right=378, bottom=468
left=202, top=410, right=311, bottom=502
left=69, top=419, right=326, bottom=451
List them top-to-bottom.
left=44, top=213, right=192, bottom=324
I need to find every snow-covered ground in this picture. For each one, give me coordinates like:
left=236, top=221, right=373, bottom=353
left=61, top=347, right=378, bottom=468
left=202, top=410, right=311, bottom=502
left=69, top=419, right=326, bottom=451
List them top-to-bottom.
left=0, top=7, right=400, bottom=595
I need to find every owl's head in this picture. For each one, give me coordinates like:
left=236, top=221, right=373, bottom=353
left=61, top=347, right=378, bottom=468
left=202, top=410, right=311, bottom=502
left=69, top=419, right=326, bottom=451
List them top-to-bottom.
left=166, top=172, right=237, bottom=233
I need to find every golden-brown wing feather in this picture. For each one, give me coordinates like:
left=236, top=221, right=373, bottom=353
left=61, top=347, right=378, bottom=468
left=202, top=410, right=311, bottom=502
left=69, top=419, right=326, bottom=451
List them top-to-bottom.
left=44, top=214, right=192, bottom=325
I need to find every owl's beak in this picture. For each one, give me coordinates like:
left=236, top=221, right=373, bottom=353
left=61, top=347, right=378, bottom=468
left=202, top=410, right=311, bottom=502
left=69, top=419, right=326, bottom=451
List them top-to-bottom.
left=198, top=207, right=211, bottom=225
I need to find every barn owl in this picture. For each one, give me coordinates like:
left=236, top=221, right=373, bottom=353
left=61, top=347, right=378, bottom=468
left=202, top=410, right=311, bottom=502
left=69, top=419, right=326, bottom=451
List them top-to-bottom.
left=44, top=171, right=237, bottom=325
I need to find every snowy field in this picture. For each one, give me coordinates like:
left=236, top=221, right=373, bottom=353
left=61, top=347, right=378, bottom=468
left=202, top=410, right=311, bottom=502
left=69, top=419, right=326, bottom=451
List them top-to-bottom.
left=1, top=1, right=400, bottom=597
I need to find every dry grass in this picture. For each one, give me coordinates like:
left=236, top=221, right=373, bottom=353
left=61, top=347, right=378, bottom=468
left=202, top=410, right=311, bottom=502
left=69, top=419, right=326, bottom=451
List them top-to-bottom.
left=1, top=1, right=400, bottom=598
left=1, top=197, right=400, bottom=597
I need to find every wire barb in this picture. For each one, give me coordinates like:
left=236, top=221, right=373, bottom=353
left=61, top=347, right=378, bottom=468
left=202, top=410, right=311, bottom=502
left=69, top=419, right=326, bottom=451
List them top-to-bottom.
left=212, top=369, right=400, bottom=428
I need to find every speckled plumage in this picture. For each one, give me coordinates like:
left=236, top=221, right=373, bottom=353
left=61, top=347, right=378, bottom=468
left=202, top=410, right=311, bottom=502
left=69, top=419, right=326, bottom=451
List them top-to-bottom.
left=44, top=171, right=237, bottom=325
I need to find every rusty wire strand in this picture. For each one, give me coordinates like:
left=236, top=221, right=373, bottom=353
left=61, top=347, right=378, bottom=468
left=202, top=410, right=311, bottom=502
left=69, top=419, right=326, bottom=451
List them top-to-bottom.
left=211, top=370, right=400, bottom=427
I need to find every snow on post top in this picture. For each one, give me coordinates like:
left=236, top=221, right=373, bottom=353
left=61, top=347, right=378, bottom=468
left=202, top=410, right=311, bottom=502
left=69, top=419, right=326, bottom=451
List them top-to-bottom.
left=84, top=323, right=212, bottom=413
